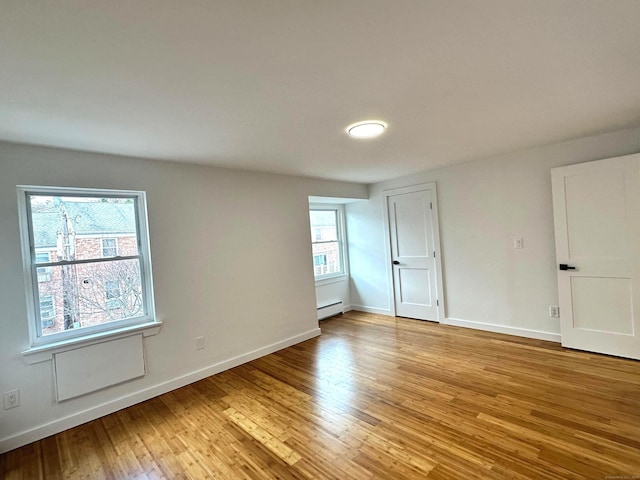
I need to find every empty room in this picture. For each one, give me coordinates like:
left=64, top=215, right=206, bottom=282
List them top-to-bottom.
left=1, top=1, right=640, bottom=478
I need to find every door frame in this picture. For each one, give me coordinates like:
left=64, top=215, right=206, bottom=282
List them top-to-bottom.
left=383, top=182, right=446, bottom=321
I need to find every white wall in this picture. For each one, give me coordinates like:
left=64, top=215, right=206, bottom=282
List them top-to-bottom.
left=347, top=127, right=640, bottom=339
left=0, top=141, right=367, bottom=452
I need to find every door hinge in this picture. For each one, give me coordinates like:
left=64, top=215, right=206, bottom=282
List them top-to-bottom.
left=430, top=202, right=433, bottom=209
left=433, top=251, right=435, bottom=258
left=436, top=299, right=439, bottom=306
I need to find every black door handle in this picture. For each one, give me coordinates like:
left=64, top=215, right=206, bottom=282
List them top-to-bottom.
left=393, top=260, right=400, bottom=265
left=559, top=264, right=576, bottom=271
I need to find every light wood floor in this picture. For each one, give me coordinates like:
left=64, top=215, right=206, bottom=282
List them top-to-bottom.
left=2, top=311, right=640, bottom=479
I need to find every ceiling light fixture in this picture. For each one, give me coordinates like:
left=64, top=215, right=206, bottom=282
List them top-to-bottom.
left=347, top=120, right=387, bottom=138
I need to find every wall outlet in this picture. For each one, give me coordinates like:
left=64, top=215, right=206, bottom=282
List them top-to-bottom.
left=514, top=238, right=524, bottom=249
left=549, top=306, right=560, bottom=318
left=195, top=336, right=205, bottom=350
left=3, top=389, right=20, bottom=409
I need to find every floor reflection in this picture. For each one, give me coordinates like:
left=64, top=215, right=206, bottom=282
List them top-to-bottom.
left=311, top=336, right=358, bottom=432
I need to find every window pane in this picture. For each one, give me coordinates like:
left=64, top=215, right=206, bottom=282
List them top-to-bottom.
left=30, top=195, right=139, bottom=261
left=310, top=210, right=338, bottom=242
left=312, top=241, right=341, bottom=275
left=37, top=259, right=144, bottom=336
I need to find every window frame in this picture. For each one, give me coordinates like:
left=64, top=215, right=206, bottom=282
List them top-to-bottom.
left=17, top=185, right=157, bottom=349
left=309, top=204, right=348, bottom=282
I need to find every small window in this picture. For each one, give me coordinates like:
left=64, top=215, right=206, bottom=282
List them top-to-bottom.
left=18, top=186, right=156, bottom=347
left=309, top=205, right=346, bottom=279
left=102, top=238, right=117, bottom=257
left=35, top=251, right=52, bottom=282
left=313, top=254, right=327, bottom=266
left=105, top=280, right=121, bottom=309
left=39, top=295, right=55, bottom=328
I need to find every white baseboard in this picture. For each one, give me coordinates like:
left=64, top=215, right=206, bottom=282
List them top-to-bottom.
left=349, top=305, right=393, bottom=316
left=346, top=307, right=560, bottom=342
left=442, top=318, right=561, bottom=343
left=0, top=327, right=321, bottom=454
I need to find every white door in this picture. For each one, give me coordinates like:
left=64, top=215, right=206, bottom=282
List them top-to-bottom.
left=551, top=153, right=640, bottom=360
left=386, top=185, right=441, bottom=321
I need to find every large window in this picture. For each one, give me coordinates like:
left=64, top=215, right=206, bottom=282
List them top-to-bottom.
left=17, top=186, right=156, bottom=347
left=309, top=206, right=346, bottom=279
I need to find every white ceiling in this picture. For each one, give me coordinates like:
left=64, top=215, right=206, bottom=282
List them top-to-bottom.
left=2, top=1, right=640, bottom=184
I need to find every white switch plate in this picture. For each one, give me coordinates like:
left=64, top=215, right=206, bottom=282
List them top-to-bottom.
left=514, top=238, right=524, bottom=249
left=549, top=306, right=559, bottom=318
left=195, top=336, right=205, bottom=350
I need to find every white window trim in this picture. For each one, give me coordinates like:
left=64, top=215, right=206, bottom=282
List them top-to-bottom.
left=17, top=185, right=160, bottom=357
left=310, top=203, right=348, bottom=282
left=21, top=321, right=162, bottom=364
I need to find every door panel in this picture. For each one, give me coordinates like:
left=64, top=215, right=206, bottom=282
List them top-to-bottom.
left=552, top=153, right=640, bottom=359
left=565, top=170, right=628, bottom=259
left=387, top=188, right=439, bottom=321
left=394, top=200, right=430, bottom=257
left=399, top=268, right=433, bottom=306
left=571, top=277, right=633, bottom=335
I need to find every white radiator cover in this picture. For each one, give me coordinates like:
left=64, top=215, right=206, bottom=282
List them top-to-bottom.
left=317, top=301, right=343, bottom=320
left=54, top=333, right=146, bottom=401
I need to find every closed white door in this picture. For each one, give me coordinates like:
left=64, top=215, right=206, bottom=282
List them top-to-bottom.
left=551, top=153, right=640, bottom=360
left=387, top=186, right=439, bottom=321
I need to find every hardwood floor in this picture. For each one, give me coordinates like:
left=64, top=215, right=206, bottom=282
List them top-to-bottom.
left=2, top=311, right=640, bottom=479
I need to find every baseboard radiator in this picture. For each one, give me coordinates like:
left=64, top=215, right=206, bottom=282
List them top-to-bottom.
left=317, top=300, right=344, bottom=320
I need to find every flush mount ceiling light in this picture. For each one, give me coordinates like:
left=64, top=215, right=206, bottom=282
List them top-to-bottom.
left=347, top=120, right=387, bottom=138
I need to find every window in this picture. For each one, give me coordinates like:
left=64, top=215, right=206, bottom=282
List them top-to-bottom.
left=18, top=186, right=156, bottom=347
left=309, top=205, right=346, bottom=279
left=102, top=238, right=117, bottom=257
left=35, top=251, right=52, bottom=282
left=313, top=254, right=327, bottom=266
left=105, top=280, right=121, bottom=309
left=39, top=295, right=55, bottom=328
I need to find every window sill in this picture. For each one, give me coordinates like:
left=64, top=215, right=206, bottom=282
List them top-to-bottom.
left=315, top=274, right=349, bottom=287
left=21, top=321, right=163, bottom=365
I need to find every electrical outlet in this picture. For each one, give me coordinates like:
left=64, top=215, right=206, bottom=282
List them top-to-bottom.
left=514, top=238, right=524, bottom=249
left=549, top=306, right=559, bottom=318
left=195, top=336, right=205, bottom=350
left=3, top=389, right=20, bottom=410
